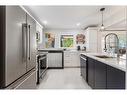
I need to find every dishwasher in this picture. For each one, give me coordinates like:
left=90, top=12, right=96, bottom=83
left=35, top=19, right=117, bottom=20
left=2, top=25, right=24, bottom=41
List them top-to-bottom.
left=47, top=51, right=64, bottom=69
left=80, top=54, right=88, bottom=82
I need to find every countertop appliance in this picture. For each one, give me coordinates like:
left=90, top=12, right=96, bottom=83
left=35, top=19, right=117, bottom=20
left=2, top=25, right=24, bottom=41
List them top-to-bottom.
left=0, top=6, right=36, bottom=89
left=77, top=46, right=81, bottom=51
left=37, top=53, right=48, bottom=84
left=80, top=54, right=88, bottom=82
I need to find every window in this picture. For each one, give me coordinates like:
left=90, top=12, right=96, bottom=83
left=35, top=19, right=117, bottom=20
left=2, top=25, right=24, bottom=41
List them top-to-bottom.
left=61, top=35, right=73, bottom=47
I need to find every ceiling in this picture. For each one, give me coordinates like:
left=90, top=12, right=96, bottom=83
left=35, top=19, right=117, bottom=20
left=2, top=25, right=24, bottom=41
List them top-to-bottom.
left=24, top=6, right=126, bottom=29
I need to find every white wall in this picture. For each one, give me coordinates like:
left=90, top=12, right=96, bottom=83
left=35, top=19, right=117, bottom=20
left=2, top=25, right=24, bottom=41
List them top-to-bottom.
left=97, top=7, right=126, bottom=53
left=36, top=23, right=45, bottom=49
left=43, top=29, right=86, bottom=49
left=100, top=30, right=127, bottom=53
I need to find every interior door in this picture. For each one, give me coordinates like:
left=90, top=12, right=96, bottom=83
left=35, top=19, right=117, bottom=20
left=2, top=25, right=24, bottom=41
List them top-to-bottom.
left=5, top=6, right=26, bottom=86
left=26, top=14, right=36, bottom=72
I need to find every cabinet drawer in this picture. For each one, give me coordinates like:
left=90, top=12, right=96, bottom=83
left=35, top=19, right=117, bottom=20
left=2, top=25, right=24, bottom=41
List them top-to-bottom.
left=64, top=55, right=71, bottom=58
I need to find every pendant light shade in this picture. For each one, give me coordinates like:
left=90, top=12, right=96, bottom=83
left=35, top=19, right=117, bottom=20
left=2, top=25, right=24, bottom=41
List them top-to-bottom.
left=100, top=8, right=105, bottom=30
left=100, top=24, right=105, bottom=30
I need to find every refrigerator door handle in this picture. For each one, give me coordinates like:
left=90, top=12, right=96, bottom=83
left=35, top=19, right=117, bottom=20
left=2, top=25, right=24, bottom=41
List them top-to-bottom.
left=22, top=23, right=27, bottom=62
left=28, top=25, right=31, bottom=60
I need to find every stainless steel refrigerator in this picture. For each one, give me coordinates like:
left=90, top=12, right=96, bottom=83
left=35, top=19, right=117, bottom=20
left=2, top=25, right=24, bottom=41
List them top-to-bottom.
left=0, top=6, right=37, bottom=89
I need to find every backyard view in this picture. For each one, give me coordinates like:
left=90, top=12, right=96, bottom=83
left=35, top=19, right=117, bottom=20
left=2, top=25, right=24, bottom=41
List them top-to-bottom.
left=61, top=35, right=73, bottom=47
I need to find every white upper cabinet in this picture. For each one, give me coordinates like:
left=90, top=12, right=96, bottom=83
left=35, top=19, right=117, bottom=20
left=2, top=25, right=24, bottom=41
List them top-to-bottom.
left=85, top=27, right=98, bottom=53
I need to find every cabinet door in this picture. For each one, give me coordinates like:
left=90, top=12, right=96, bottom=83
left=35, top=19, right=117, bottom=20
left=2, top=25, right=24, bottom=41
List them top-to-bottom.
left=6, top=6, right=26, bottom=86
left=27, top=14, right=36, bottom=72
left=64, top=51, right=80, bottom=67
left=64, top=52, right=71, bottom=67
left=70, top=52, right=80, bottom=67
left=87, top=58, right=95, bottom=88
left=94, top=61, right=106, bottom=89
left=107, top=65, right=125, bottom=89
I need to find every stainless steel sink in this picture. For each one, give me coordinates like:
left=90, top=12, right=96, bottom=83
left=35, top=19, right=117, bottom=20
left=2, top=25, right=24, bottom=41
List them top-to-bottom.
left=94, top=55, right=114, bottom=58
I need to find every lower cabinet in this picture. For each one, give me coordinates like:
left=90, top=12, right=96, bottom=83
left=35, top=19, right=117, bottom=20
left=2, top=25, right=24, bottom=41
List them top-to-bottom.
left=64, top=51, right=80, bottom=67
left=83, top=56, right=125, bottom=89
left=88, top=58, right=95, bottom=88
left=88, top=58, right=107, bottom=89
left=94, top=60, right=106, bottom=89
left=107, top=65, right=125, bottom=89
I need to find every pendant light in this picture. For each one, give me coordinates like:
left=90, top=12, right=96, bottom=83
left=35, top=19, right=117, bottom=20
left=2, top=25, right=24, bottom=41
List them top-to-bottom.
left=100, top=8, right=105, bottom=30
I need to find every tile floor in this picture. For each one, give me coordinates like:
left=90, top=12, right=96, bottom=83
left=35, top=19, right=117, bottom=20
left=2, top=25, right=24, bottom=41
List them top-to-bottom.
left=37, top=68, right=91, bottom=89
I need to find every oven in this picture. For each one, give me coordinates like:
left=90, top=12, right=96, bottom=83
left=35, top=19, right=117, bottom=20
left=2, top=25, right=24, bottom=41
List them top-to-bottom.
left=37, top=54, right=47, bottom=84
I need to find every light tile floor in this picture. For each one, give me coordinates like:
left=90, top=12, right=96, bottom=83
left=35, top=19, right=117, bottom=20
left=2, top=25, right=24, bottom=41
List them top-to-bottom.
left=37, top=68, right=91, bottom=89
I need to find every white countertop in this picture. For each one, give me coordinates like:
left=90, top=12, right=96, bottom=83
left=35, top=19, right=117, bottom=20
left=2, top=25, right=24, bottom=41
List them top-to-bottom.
left=38, top=48, right=64, bottom=51
left=80, top=53, right=126, bottom=72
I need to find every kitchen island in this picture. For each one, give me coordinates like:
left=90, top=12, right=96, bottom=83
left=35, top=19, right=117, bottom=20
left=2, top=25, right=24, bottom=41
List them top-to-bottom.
left=80, top=53, right=126, bottom=89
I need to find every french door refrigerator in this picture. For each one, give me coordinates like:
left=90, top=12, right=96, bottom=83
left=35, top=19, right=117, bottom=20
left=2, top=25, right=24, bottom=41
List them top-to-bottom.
left=0, top=6, right=37, bottom=89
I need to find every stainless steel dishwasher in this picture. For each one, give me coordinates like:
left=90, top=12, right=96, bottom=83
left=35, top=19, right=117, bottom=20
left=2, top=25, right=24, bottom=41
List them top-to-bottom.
left=47, top=51, right=63, bottom=69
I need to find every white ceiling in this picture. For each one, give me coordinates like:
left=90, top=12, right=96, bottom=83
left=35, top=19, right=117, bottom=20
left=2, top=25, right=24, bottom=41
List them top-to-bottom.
left=24, top=6, right=126, bottom=29
left=106, top=19, right=126, bottom=30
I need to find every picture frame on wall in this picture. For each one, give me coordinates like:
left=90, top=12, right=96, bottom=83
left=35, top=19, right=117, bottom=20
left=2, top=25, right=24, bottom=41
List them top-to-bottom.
left=45, top=33, right=55, bottom=48
left=76, top=34, right=85, bottom=44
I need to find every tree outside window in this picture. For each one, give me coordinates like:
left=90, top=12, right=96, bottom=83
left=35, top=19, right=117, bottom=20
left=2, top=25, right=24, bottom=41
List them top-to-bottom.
left=61, top=35, right=73, bottom=47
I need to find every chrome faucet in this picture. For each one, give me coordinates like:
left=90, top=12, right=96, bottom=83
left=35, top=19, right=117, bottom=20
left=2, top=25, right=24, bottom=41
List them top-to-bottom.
left=104, top=33, right=120, bottom=58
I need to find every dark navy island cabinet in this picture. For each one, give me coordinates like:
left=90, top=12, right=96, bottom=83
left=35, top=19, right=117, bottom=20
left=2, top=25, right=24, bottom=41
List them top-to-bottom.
left=80, top=55, right=125, bottom=89
left=87, top=58, right=95, bottom=88
left=94, top=60, right=107, bottom=89
left=106, top=65, right=125, bottom=89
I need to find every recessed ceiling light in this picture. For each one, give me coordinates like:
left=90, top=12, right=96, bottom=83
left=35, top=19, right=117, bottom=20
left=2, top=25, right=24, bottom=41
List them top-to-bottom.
left=43, top=20, right=48, bottom=25
left=76, top=23, right=81, bottom=26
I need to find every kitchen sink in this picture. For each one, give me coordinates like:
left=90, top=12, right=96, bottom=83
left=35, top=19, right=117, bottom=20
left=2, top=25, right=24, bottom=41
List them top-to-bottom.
left=94, top=55, right=114, bottom=58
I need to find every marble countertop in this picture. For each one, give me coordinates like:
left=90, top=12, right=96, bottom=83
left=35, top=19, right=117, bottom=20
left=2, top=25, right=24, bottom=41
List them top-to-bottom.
left=38, top=48, right=64, bottom=51
left=38, top=48, right=88, bottom=52
left=80, top=53, right=126, bottom=72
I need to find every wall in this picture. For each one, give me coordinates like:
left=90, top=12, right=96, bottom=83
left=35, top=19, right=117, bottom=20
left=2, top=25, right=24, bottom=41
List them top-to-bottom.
left=97, top=7, right=126, bottom=53
left=36, top=23, right=45, bottom=49
left=42, top=29, right=86, bottom=49
left=100, top=30, right=127, bottom=53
